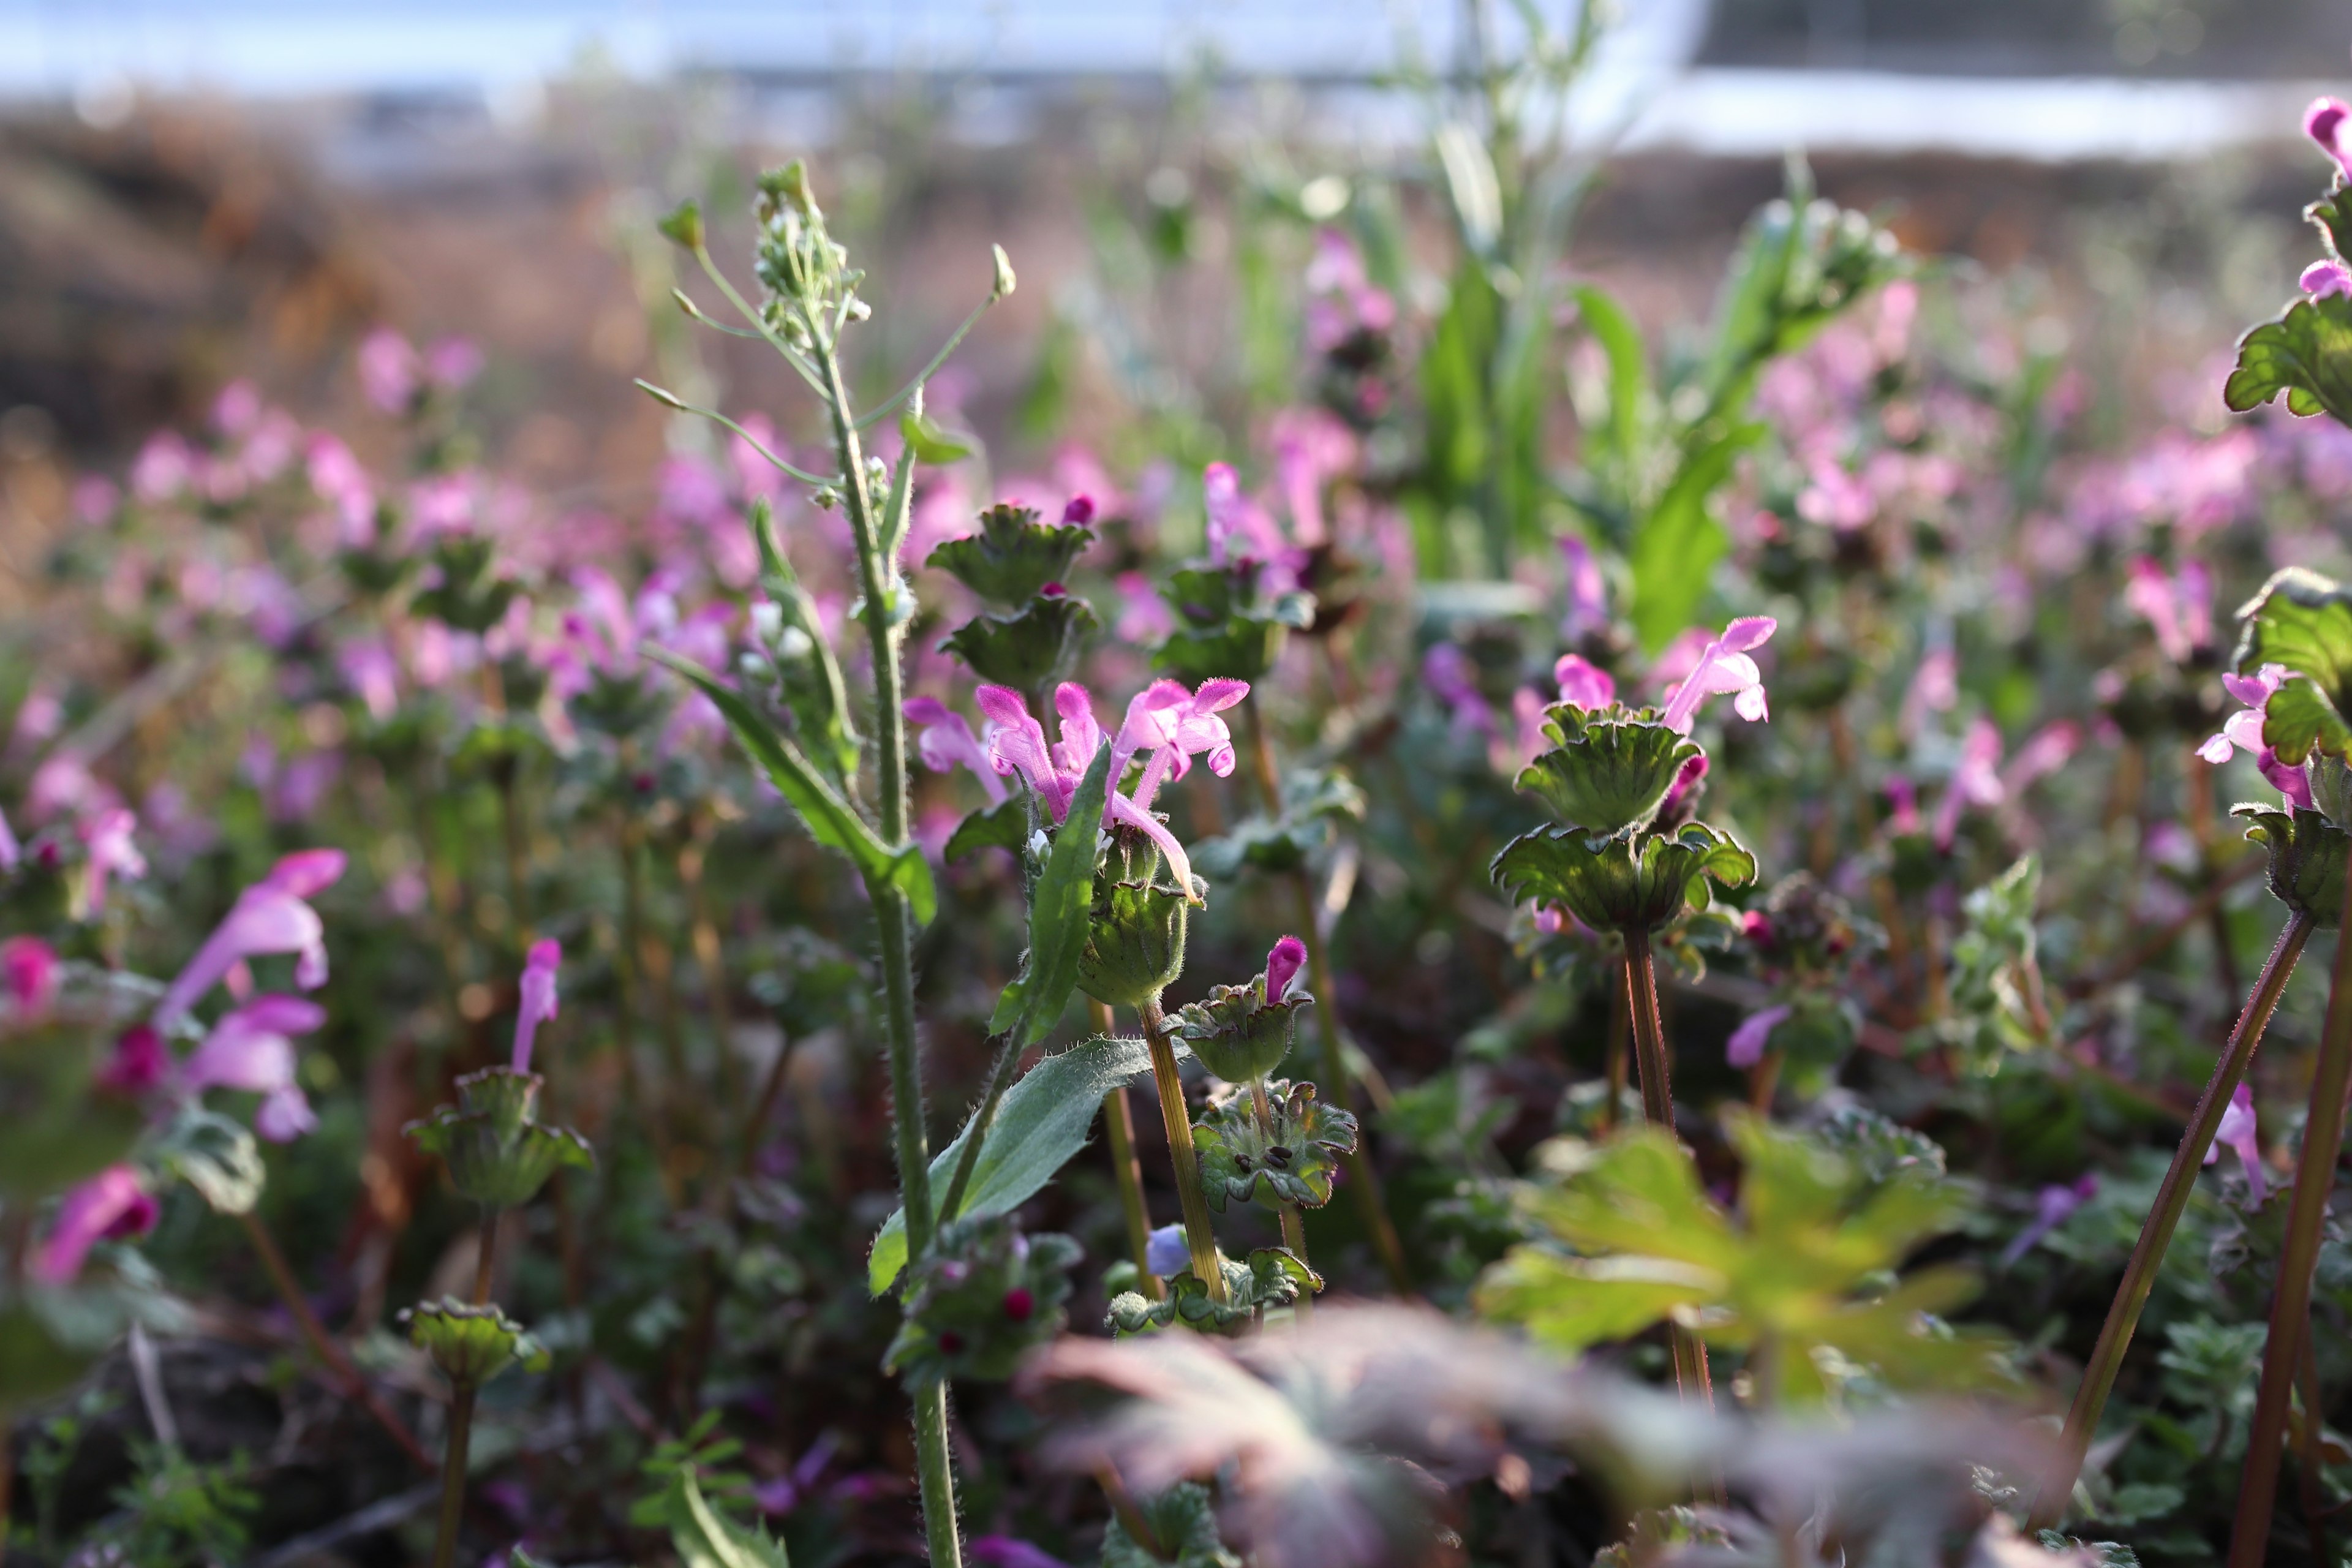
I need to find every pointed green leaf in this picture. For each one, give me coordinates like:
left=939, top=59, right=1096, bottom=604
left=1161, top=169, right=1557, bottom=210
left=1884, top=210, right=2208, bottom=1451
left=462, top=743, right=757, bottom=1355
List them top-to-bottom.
left=1570, top=284, right=1651, bottom=482
left=900, top=409, right=976, bottom=466
left=1629, top=424, right=1758, bottom=654
left=2236, top=568, right=2352, bottom=759
left=645, top=646, right=937, bottom=924
left=990, top=741, right=1112, bottom=1044
left=869, top=1033, right=1180, bottom=1292
left=666, top=1469, right=792, bottom=1568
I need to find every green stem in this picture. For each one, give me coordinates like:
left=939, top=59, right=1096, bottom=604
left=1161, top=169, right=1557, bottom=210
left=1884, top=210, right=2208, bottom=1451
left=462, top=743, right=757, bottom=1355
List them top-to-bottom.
left=813, top=320, right=962, bottom=1568
left=1243, top=698, right=1412, bottom=1294
left=2231, top=899, right=2352, bottom=1567
left=2028, top=911, right=2312, bottom=1531
left=1623, top=932, right=1715, bottom=1413
left=1139, top=996, right=1228, bottom=1303
left=1092, top=998, right=1161, bottom=1301
left=1251, top=1079, right=1313, bottom=1324
left=471, top=1210, right=501, bottom=1306
left=428, top=1382, right=477, bottom=1568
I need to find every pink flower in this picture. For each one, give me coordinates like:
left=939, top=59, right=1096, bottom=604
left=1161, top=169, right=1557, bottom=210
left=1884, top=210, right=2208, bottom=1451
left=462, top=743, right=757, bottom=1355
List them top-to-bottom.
left=2308, top=96, right=2352, bottom=182
left=2303, top=261, right=2352, bottom=300
left=359, top=328, right=420, bottom=414
left=425, top=336, right=484, bottom=390
left=1202, top=462, right=1291, bottom=573
left=2124, top=557, right=2214, bottom=665
left=1114, top=572, right=1175, bottom=644
left=1657, top=617, right=1777, bottom=734
left=339, top=638, right=401, bottom=722
left=1423, top=644, right=1493, bottom=738
left=1900, top=648, right=1958, bottom=738
left=1553, top=654, right=1616, bottom=710
left=2200, top=664, right=2316, bottom=809
left=975, top=679, right=1250, bottom=903
left=1507, top=689, right=1552, bottom=775
left=904, top=698, right=1009, bottom=806
left=1932, top=719, right=2078, bottom=851
left=1658, top=754, right=1709, bottom=823
left=1884, top=775, right=1921, bottom=835
left=0, top=802, right=18, bottom=871
left=76, top=808, right=146, bottom=920
left=156, top=849, right=346, bottom=1025
left=2, top=935, right=58, bottom=1014
left=1265, top=936, right=1307, bottom=1001
left=513, top=938, right=560, bottom=1073
left=181, top=994, right=325, bottom=1141
left=1726, top=1003, right=1792, bottom=1068
left=97, top=1023, right=167, bottom=1095
left=2205, top=1083, right=2267, bottom=1204
left=32, top=1165, right=158, bottom=1284
left=42, top=1166, right=159, bottom=1269
left=1999, top=1174, right=2098, bottom=1268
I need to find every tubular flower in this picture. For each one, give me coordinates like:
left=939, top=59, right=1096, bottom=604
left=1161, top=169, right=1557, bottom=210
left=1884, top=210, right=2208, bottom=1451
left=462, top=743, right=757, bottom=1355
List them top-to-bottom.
left=2307, top=96, right=2352, bottom=181
left=2302, top=260, right=2352, bottom=300
left=2124, top=557, right=2214, bottom=665
left=1657, top=617, right=1777, bottom=734
left=1553, top=654, right=1616, bottom=710
left=2199, top=664, right=2316, bottom=809
left=974, top=679, right=1248, bottom=902
left=905, top=698, right=1009, bottom=806
left=1933, top=718, right=2080, bottom=851
left=0, top=801, right=17, bottom=870
left=75, top=807, right=146, bottom=920
left=155, top=848, right=347, bottom=1026
left=1, top=934, right=58, bottom=1015
left=1265, top=935, right=1308, bottom=1002
left=513, top=938, right=562, bottom=1072
left=181, top=994, right=326, bottom=1142
left=1726, top=1003, right=1793, bottom=1069
left=2205, top=1084, right=2269, bottom=1204
left=33, top=1165, right=159, bottom=1285
left=1999, top=1174, right=2098, bottom=1269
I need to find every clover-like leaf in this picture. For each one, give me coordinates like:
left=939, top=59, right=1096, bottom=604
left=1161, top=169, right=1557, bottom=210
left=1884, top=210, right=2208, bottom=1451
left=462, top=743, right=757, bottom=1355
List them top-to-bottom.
left=2223, top=293, right=2352, bottom=426
left=925, top=502, right=1092, bottom=608
left=938, top=594, right=1099, bottom=693
left=1513, top=708, right=1702, bottom=838
left=2234, top=803, right=2350, bottom=929
left=1491, top=821, right=1756, bottom=934
left=1193, top=1080, right=1359, bottom=1212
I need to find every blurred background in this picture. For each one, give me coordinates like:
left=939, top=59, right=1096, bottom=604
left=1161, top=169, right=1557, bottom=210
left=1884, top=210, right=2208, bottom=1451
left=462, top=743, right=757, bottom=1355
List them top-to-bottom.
left=0, top=0, right=2348, bottom=587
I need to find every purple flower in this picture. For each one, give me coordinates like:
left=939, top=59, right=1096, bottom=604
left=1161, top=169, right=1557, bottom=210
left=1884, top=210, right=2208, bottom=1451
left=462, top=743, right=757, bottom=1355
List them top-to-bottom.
left=2308, top=96, right=2352, bottom=181
left=2304, top=261, right=2352, bottom=301
left=359, top=328, right=420, bottom=414
left=424, top=336, right=484, bottom=390
left=1202, top=462, right=1292, bottom=575
left=1559, top=537, right=1608, bottom=643
left=2124, top=557, right=2214, bottom=665
left=1114, top=571, right=1175, bottom=644
left=1657, top=617, right=1777, bottom=734
left=339, top=638, right=401, bottom=723
left=1423, top=644, right=1493, bottom=738
left=1900, top=648, right=1958, bottom=738
left=1552, top=654, right=1615, bottom=710
left=2199, top=664, right=2315, bottom=809
left=974, top=679, right=1248, bottom=902
left=904, top=698, right=1009, bottom=806
left=1932, top=719, right=2078, bottom=851
left=1657, top=755, right=1709, bottom=823
left=0, top=802, right=18, bottom=871
left=76, top=807, right=146, bottom=920
left=156, top=849, right=346, bottom=1026
left=2, top=935, right=58, bottom=1014
left=1265, top=935, right=1307, bottom=1001
left=513, top=938, right=560, bottom=1073
left=181, top=994, right=326, bottom=1142
left=1727, top=1003, right=1792, bottom=1068
left=97, top=1023, right=167, bottom=1096
left=2204, top=1083, right=2268, bottom=1204
left=33, top=1164, right=158, bottom=1284
left=1999, top=1175, right=2098, bottom=1268
left=1145, top=1223, right=1188, bottom=1277
left=970, top=1539, right=1071, bottom=1568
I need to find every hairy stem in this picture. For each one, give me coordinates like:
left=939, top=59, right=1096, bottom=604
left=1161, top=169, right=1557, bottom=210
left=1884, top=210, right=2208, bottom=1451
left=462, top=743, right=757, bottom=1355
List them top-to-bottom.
left=813, top=323, right=961, bottom=1568
left=1244, top=698, right=1412, bottom=1293
left=2231, top=901, right=2352, bottom=1566
left=2029, top=911, right=2312, bottom=1531
left=1624, top=933, right=1714, bottom=1412
left=1139, top=995, right=1228, bottom=1303
left=238, top=1210, right=432, bottom=1472
left=428, top=1382, right=477, bottom=1568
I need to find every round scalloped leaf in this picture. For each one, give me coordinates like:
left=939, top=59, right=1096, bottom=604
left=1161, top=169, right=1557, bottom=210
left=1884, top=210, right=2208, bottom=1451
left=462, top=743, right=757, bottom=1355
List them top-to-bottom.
left=2223, top=293, right=2352, bottom=426
left=924, top=502, right=1093, bottom=608
left=2236, top=567, right=2352, bottom=761
left=938, top=594, right=1099, bottom=691
left=1513, top=710, right=1702, bottom=838
left=2234, top=803, right=2350, bottom=929
left=1491, top=821, right=1757, bottom=934
left=1170, top=977, right=1308, bottom=1084
left=405, top=1068, right=592, bottom=1209
left=1192, top=1080, right=1359, bottom=1212
left=401, top=1297, right=548, bottom=1386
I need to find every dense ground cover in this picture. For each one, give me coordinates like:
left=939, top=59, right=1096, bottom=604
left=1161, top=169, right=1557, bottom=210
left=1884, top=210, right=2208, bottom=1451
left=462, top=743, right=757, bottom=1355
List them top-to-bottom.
left=19, top=18, right=2352, bottom=1568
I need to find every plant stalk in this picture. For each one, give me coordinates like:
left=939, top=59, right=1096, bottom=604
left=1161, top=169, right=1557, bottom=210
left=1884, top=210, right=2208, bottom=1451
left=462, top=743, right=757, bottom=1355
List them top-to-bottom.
left=813, top=323, right=961, bottom=1568
left=1243, top=698, right=1412, bottom=1293
left=2230, top=902, right=2352, bottom=1567
left=2029, top=911, right=2312, bottom=1529
left=1623, top=932, right=1714, bottom=1411
left=1138, top=995, right=1228, bottom=1303
left=1090, top=999, right=1161, bottom=1300
left=1250, top=1077, right=1313, bottom=1324
left=238, top=1209, right=432, bottom=1471
left=471, top=1209, right=501, bottom=1306
left=428, top=1382, right=477, bottom=1568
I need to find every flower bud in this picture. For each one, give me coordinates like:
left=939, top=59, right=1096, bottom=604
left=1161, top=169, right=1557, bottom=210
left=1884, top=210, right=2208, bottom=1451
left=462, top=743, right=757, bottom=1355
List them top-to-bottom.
left=1077, top=826, right=1196, bottom=1009
left=1170, top=943, right=1313, bottom=1084
left=405, top=1066, right=592, bottom=1208
left=884, top=1214, right=1077, bottom=1388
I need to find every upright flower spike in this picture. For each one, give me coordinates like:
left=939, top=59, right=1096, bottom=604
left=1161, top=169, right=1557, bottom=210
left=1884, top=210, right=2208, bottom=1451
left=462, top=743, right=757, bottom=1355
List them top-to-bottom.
left=1658, top=616, right=1777, bottom=734
left=156, top=848, right=346, bottom=1026
left=512, top=938, right=560, bottom=1073
left=181, top=994, right=326, bottom=1142
left=32, top=1164, right=159, bottom=1285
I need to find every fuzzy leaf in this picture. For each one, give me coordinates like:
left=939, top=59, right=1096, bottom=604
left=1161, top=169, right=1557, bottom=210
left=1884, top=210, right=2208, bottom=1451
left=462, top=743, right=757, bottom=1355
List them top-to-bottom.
left=2224, top=293, right=2352, bottom=425
left=925, top=502, right=1091, bottom=608
left=938, top=595, right=1099, bottom=693
left=646, top=646, right=937, bottom=924
left=1514, top=710, right=1702, bottom=838
left=990, top=742, right=1113, bottom=1045
left=946, top=798, right=1028, bottom=862
left=2235, top=803, right=2350, bottom=929
left=1492, top=821, right=1757, bottom=934
left=869, top=1034, right=1181, bottom=1293
left=665, top=1468, right=792, bottom=1568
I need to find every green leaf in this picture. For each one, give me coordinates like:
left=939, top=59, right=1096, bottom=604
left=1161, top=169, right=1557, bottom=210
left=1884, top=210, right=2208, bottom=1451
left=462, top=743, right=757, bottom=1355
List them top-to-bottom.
left=2312, top=184, right=2352, bottom=263
left=1569, top=284, right=1651, bottom=484
left=2223, top=293, right=2352, bottom=425
left=899, top=409, right=975, bottom=466
left=1628, top=424, right=1758, bottom=654
left=924, top=502, right=1093, bottom=608
left=2235, top=568, right=2352, bottom=760
left=938, top=595, right=1099, bottom=692
left=646, top=646, right=936, bottom=924
left=1513, top=710, right=1701, bottom=839
left=990, top=741, right=1114, bottom=1047
left=946, top=798, right=1029, bottom=862
left=2234, top=804, right=2350, bottom=929
left=1492, top=821, right=1757, bottom=934
left=869, top=1034, right=1178, bottom=1292
left=1193, top=1080, right=1359, bottom=1212
left=157, top=1108, right=266, bottom=1216
left=1476, top=1248, right=1718, bottom=1353
left=666, top=1469, right=792, bottom=1568
left=1101, top=1482, right=1241, bottom=1568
